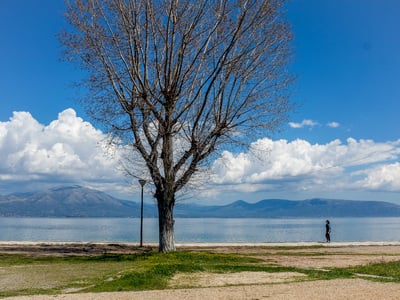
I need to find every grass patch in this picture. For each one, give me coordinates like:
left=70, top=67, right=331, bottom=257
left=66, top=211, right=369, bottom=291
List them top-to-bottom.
left=1, top=250, right=400, bottom=298
left=0, top=251, right=264, bottom=297
left=86, top=251, right=269, bottom=292
left=0, top=253, right=150, bottom=298
left=348, top=260, right=400, bottom=282
left=302, top=268, right=354, bottom=280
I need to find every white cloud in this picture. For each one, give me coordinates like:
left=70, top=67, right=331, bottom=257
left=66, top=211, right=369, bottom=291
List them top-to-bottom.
left=0, top=109, right=125, bottom=195
left=2, top=109, right=400, bottom=203
left=288, top=119, right=318, bottom=128
left=289, top=119, right=340, bottom=129
left=327, top=121, right=340, bottom=128
left=210, top=137, right=400, bottom=197
left=356, top=162, right=400, bottom=191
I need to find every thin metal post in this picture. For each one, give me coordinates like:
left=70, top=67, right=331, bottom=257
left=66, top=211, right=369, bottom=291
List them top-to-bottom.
left=138, top=179, right=146, bottom=247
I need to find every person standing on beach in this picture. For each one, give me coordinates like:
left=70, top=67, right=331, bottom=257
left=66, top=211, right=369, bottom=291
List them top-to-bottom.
left=325, top=220, right=331, bottom=242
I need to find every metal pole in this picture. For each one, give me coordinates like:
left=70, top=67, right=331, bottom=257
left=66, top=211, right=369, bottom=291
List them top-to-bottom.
left=138, top=179, right=146, bottom=247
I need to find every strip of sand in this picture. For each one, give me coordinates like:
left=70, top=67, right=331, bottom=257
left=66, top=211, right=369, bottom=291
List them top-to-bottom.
left=1, top=240, right=400, bottom=247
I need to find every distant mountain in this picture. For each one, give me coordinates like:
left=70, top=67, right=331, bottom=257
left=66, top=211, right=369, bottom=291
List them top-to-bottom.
left=0, top=185, right=157, bottom=217
left=1, top=186, right=400, bottom=218
left=174, top=198, right=400, bottom=218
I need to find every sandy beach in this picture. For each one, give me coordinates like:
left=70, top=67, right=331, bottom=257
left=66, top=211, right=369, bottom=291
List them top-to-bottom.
left=2, top=242, right=400, bottom=300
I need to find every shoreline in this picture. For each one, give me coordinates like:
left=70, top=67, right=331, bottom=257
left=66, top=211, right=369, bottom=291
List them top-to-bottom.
left=1, top=241, right=400, bottom=247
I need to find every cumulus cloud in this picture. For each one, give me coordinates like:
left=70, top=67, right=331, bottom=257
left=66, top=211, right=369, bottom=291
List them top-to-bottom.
left=0, top=109, right=125, bottom=195
left=2, top=109, right=400, bottom=202
left=288, top=119, right=318, bottom=129
left=210, top=137, right=400, bottom=196
left=356, top=162, right=400, bottom=191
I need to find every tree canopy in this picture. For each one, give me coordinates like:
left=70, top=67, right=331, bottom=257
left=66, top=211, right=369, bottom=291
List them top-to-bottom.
left=60, top=0, right=293, bottom=252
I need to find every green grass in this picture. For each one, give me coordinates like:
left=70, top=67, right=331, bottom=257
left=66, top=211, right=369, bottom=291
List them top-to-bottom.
left=1, top=251, right=400, bottom=298
left=0, top=252, right=261, bottom=297
left=86, top=252, right=283, bottom=292
left=348, top=261, right=400, bottom=282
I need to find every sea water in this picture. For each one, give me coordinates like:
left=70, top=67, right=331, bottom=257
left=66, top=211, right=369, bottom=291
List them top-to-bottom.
left=0, top=217, right=399, bottom=243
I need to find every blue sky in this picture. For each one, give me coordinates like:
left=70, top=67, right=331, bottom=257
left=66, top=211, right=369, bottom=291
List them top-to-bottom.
left=1, top=0, right=400, bottom=205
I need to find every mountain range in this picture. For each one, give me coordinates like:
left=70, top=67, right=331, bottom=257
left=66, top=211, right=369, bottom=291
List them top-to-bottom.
left=1, top=185, right=400, bottom=218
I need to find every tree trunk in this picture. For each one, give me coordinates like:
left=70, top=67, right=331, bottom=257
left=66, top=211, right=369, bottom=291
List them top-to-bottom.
left=157, top=195, right=176, bottom=253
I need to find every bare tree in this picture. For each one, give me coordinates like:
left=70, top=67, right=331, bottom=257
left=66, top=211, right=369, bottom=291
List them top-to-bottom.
left=60, top=0, right=293, bottom=252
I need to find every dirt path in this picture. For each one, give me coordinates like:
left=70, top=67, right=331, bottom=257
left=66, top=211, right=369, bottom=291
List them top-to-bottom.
left=6, top=279, right=400, bottom=300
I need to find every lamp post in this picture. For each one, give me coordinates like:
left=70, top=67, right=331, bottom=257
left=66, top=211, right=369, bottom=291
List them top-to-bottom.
left=138, top=179, right=146, bottom=247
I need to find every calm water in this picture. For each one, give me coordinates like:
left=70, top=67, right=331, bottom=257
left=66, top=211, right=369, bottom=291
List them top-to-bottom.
left=0, top=217, right=399, bottom=243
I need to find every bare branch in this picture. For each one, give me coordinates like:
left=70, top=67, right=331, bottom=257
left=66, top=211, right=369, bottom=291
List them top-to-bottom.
left=60, top=0, right=293, bottom=252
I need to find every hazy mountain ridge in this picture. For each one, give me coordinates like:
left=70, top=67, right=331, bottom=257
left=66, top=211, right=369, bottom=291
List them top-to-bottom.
left=0, top=185, right=156, bottom=217
left=1, top=186, right=400, bottom=218
left=173, top=198, right=400, bottom=218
